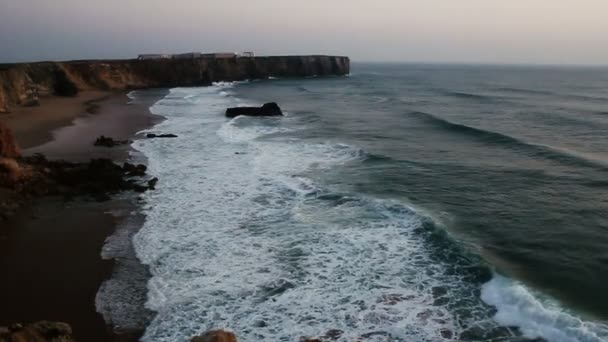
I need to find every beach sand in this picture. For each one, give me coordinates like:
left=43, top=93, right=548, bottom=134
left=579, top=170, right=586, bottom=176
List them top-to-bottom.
left=0, top=91, right=165, bottom=341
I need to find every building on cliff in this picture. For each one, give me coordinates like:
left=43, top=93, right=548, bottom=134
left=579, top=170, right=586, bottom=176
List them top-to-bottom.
left=173, top=52, right=203, bottom=59
left=202, top=52, right=237, bottom=59
left=137, top=54, right=172, bottom=60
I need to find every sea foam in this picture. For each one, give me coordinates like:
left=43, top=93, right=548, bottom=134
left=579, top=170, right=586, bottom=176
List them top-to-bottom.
left=124, top=82, right=605, bottom=342
left=481, top=275, right=608, bottom=342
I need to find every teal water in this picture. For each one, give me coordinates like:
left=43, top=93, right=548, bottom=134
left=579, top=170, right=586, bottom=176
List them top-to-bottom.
left=126, top=64, right=608, bottom=341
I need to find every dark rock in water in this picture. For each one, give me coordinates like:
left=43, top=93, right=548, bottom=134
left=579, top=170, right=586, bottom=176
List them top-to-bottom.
left=225, top=102, right=283, bottom=118
left=146, top=133, right=178, bottom=138
left=94, top=135, right=130, bottom=147
left=123, top=162, right=147, bottom=176
left=147, top=177, right=159, bottom=189
left=252, top=320, right=268, bottom=328
left=0, top=321, right=74, bottom=341
left=324, top=329, right=344, bottom=340
left=191, top=330, right=237, bottom=342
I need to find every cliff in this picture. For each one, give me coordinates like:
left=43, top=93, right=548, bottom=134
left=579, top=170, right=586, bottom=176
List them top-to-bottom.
left=0, top=55, right=350, bottom=113
left=0, top=122, right=19, bottom=158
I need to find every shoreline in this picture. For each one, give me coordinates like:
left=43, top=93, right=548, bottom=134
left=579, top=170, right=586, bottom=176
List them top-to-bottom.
left=0, top=90, right=166, bottom=341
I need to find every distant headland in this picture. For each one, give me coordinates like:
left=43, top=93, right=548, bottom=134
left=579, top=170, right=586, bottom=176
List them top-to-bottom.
left=0, top=54, right=350, bottom=113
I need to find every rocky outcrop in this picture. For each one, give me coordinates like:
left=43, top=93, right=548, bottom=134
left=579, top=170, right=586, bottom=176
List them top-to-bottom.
left=0, top=56, right=350, bottom=113
left=225, top=102, right=283, bottom=118
left=0, top=122, right=20, bottom=158
left=146, top=133, right=178, bottom=138
left=94, top=135, right=130, bottom=147
left=0, top=151, right=157, bottom=220
left=0, top=321, right=74, bottom=342
left=191, top=330, right=237, bottom=342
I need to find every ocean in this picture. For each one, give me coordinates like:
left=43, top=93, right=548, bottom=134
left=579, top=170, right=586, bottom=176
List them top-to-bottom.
left=103, top=63, right=608, bottom=341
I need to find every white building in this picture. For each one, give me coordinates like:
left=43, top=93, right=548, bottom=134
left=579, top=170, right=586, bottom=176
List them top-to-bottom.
left=240, top=52, right=254, bottom=58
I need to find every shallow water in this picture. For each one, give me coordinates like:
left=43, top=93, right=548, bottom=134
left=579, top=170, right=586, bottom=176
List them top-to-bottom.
left=110, top=64, right=608, bottom=341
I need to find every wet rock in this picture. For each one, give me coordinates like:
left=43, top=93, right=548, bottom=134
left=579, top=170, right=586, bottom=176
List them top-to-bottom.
left=225, top=102, right=283, bottom=118
left=146, top=133, right=178, bottom=138
left=94, top=135, right=130, bottom=147
left=10, top=155, right=156, bottom=200
left=123, top=162, right=147, bottom=176
left=147, top=177, right=159, bottom=189
left=261, top=279, right=295, bottom=297
left=252, top=320, right=267, bottom=328
left=0, top=321, right=74, bottom=342
left=440, top=328, right=453, bottom=339
left=323, top=329, right=344, bottom=340
left=191, top=330, right=237, bottom=342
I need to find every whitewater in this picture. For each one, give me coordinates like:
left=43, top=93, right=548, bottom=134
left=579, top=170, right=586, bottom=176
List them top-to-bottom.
left=99, top=65, right=608, bottom=342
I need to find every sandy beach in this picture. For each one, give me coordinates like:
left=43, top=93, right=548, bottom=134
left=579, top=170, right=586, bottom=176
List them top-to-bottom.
left=0, top=91, right=164, bottom=341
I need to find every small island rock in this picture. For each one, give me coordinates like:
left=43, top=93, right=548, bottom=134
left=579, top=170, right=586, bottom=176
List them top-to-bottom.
left=225, top=102, right=283, bottom=118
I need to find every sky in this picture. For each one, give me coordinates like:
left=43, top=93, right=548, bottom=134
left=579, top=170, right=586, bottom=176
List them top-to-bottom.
left=1, top=0, right=607, bottom=65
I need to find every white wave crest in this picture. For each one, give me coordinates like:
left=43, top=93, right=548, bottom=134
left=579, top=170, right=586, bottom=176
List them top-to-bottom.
left=481, top=275, right=608, bottom=342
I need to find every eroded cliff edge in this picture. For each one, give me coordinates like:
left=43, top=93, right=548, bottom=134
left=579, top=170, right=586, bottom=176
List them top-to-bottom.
left=0, top=55, right=350, bottom=113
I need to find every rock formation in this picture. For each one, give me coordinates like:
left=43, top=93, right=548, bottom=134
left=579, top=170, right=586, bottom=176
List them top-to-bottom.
left=0, top=56, right=350, bottom=113
left=225, top=102, right=283, bottom=118
left=0, top=122, right=20, bottom=158
left=0, top=124, right=157, bottom=219
left=146, top=133, right=178, bottom=138
left=94, top=135, right=130, bottom=147
left=0, top=321, right=74, bottom=342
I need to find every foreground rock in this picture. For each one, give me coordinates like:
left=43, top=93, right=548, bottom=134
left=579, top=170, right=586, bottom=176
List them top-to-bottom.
left=225, top=102, right=283, bottom=118
left=94, top=135, right=130, bottom=147
left=1, top=150, right=157, bottom=220
left=16, top=155, right=156, bottom=199
left=0, top=321, right=74, bottom=342
left=191, top=330, right=237, bottom=342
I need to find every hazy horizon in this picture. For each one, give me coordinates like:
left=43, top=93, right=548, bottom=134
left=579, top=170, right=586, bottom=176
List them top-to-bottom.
left=1, top=0, right=608, bottom=65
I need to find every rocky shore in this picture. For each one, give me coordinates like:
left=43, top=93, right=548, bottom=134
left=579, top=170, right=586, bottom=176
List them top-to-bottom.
left=0, top=55, right=355, bottom=341
left=0, top=90, right=163, bottom=341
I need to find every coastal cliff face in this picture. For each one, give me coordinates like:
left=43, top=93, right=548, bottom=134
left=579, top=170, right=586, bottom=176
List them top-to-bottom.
left=0, top=56, right=350, bottom=113
left=0, top=122, right=19, bottom=158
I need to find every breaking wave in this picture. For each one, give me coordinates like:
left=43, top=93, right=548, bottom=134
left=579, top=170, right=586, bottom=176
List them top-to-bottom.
left=110, top=81, right=608, bottom=342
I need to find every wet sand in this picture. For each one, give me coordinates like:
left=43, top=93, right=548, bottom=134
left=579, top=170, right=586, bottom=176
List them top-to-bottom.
left=0, top=90, right=165, bottom=341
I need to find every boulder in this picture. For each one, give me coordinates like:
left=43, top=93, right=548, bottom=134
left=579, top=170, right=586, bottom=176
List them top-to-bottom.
left=225, top=102, right=283, bottom=118
left=0, top=122, right=20, bottom=158
left=146, top=133, right=178, bottom=138
left=94, top=135, right=130, bottom=147
left=122, top=162, right=147, bottom=176
left=191, top=330, right=237, bottom=342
